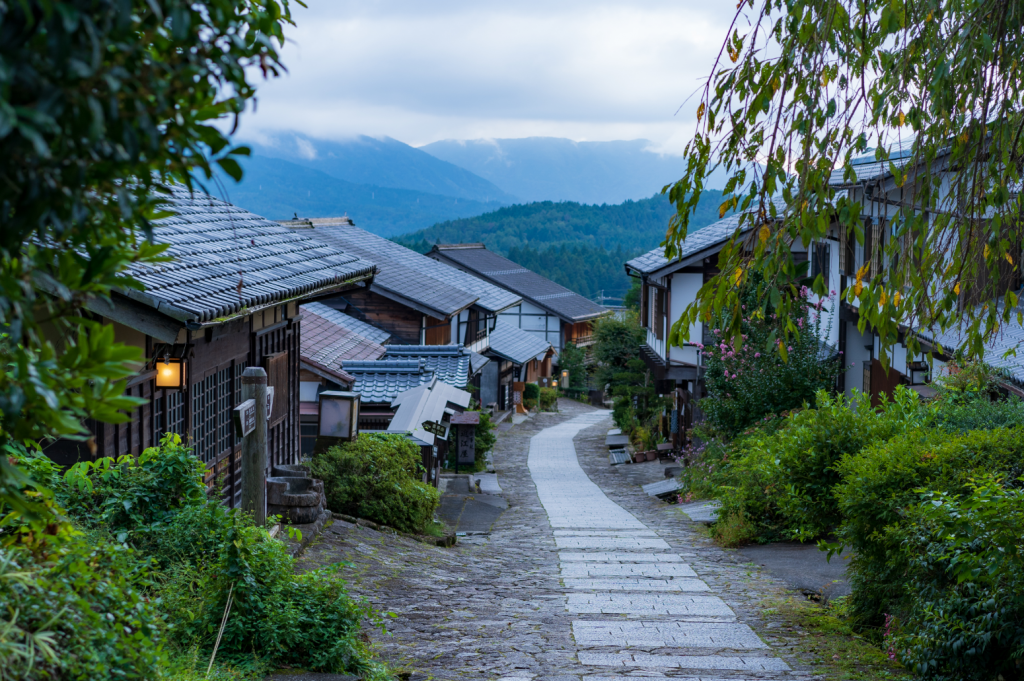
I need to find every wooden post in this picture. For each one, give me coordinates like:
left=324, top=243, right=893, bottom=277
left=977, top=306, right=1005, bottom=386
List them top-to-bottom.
left=241, top=367, right=268, bottom=525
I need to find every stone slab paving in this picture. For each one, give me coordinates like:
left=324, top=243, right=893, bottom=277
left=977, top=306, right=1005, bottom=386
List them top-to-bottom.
left=295, top=401, right=816, bottom=680
left=559, top=552, right=691, bottom=562
left=560, top=562, right=699, bottom=577
left=563, top=578, right=711, bottom=592
left=566, top=594, right=735, bottom=617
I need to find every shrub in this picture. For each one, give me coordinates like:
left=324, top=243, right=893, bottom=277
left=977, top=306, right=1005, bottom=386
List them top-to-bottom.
left=699, top=279, right=842, bottom=436
left=558, top=342, right=587, bottom=389
left=524, top=383, right=540, bottom=401
left=539, top=387, right=558, bottom=411
left=927, top=391, right=1024, bottom=432
left=834, top=427, right=1024, bottom=627
left=60, top=433, right=206, bottom=534
left=310, top=433, right=440, bottom=533
left=22, top=436, right=388, bottom=678
left=890, top=477, right=1024, bottom=680
left=158, top=517, right=382, bottom=676
left=0, top=535, right=166, bottom=681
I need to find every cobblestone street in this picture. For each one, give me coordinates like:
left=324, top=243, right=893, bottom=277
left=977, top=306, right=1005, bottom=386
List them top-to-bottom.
left=298, top=400, right=819, bottom=680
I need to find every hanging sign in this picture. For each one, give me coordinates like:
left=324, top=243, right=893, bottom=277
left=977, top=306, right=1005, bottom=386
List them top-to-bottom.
left=421, top=420, right=446, bottom=437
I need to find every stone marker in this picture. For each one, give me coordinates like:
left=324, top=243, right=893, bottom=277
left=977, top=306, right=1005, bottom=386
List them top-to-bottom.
left=241, top=366, right=268, bottom=525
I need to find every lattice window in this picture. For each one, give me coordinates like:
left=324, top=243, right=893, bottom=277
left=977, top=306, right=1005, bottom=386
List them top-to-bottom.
left=233, top=361, right=247, bottom=446
left=216, top=367, right=233, bottom=459
left=192, top=374, right=218, bottom=465
left=155, top=390, right=186, bottom=441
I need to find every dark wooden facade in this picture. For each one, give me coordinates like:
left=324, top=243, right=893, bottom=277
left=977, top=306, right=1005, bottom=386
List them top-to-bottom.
left=339, top=289, right=434, bottom=345
left=59, top=304, right=303, bottom=507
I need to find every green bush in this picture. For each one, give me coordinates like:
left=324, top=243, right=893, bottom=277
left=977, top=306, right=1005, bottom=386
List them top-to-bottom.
left=700, top=279, right=842, bottom=436
left=524, top=383, right=540, bottom=401
left=539, top=387, right=558, bottom=410
left=927, top=391, right=1024, bottom=432
left=834, top=427, right=1024, bottom=627
left=310, top=433, right=440, bottom=533
left=60, top=434, right=206, bottom=534
left=6, top=435, right=387, bottom=679
left=890, top=477, right=1024, bottom=680
left=0, top=536, right=166, bottom=681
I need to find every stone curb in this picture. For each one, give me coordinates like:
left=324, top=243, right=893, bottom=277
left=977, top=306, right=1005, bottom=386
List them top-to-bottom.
left=333, top=512, right=458, bottom=548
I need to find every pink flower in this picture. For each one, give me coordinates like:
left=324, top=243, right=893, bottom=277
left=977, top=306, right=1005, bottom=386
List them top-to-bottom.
left=830, top=289, right=836, bottom=296
left=797, top=319, right=804, bottom=328
left=787, top=346, right=793, bottom=352
left=839, top=351, right=844, bottom=355
left=754, top=352, right=761, bottom=358
left=731, top=373, right=738, bottom=379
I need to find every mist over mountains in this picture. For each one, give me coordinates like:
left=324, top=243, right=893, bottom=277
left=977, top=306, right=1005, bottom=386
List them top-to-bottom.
left=214, top=132, right=719, bottom=246
left=420, top=137, right=718, bottom=205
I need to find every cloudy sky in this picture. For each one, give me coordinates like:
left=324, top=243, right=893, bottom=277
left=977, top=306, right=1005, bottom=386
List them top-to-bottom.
left=240, top=1, right=738, bottom=154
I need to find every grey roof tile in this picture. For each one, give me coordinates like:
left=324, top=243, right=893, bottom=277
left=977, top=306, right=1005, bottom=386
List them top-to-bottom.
left=124, top=187, right=376, bottom=323
left=625, top=196, right=787, bottom=276
left=279, top=218, right=518, bottom=316
left=429, top=245, right=607, bottom=322
left=300, top=303, right=387, bottom=370
left=486, top=321, right=552, bottom=365
left=383, top=345, right=472, bottom=387
left=343, top=359, right=434, bottom=405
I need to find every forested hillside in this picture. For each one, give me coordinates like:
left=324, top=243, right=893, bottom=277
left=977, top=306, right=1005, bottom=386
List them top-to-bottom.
left=395, top=190, right=729, bottom=301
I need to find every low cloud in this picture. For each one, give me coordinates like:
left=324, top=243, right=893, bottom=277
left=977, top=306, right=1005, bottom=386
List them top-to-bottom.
left=240, top=0, right=736, bottom=152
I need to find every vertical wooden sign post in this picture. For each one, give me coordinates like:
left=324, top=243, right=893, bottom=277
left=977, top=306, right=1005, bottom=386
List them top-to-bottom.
left=240, top=366, right=268, bottom=525
left=450, top=412, right=480, bottom=474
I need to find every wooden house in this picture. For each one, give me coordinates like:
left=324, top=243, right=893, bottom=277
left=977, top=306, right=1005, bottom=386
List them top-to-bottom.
left=45, top=187, right=377, bottom=505
left=623, top=198, right=817, bottom=444
left=278, top=217, right=521, bottom=349
left=426, top=244, right=609, bottom=364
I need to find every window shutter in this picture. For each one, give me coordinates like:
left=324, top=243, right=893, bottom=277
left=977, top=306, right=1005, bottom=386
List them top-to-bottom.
left=640, top=282, right=649, bottom=329
left=654, top=288, right=664, bottom=340
left=263, top=352, right=289, bottom=425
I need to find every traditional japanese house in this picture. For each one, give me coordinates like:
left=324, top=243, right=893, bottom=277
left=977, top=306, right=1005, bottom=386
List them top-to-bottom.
left=821, top=143, right=1024, bottom=401
left=45, top=187, right=377, bottom=505
left=623, top=198, right=807, bottom=446
left=278, top=217, right=521, bottom=350
left=426, top=244, right=609, bottom=363
left=297, top=302, right=390, bottom=454
left=483, top=321, right=554, bottom=410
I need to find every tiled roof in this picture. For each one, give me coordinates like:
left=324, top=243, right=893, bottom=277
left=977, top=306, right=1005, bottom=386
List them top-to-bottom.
left=123, top=186, right=376, bottom=324
left=625, top=196, right=788, bottom=276
left=279, top=218, right=519, bottom=316
left=428, top=245, right=607, bottom=322
left=305, top=302, right=391, bottom=344
left=301, top=303, right=387, bottom=372
left=914, top=312, right=1024, bottom=386
left=486, top=320, right=552, bottom=365
left=383, top=345, right=472, bottom=387
left=343, top=359, right=434, bottom=405
left=387, top=377, right=472, bottom=446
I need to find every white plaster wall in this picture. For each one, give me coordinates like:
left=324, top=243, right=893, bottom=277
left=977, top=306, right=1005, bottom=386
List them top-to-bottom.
left=668, top=272, right=702, bottom=366
left=843, top=320, right=873, bottom=400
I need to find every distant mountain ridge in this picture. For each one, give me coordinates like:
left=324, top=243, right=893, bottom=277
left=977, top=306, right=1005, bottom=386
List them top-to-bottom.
left=243, top=133, right=518, bottom=204
left=420, top=137, right=727, bottom=205
left=210, top=154, right=505, bottom=237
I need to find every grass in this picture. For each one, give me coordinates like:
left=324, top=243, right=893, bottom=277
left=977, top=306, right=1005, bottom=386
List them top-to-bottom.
left=711, top=508, right=757, bottom=547
left=422, top=520, right=447, bottom=538
left=761, top=594, right=909, bottom=680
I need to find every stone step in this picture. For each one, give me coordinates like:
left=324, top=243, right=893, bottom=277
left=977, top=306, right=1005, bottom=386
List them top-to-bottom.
left=555, top=536, right=671, bottom=550
left=558, top=551, right=691, bottom=562
left=560, top=562, right=698, bottom=578
left=563, top=578, right=710, bottom=592
left=567, top=594, right=734, bottom=617
left=572, top=621, right=764, bottom=648
left=578, top=651, right=790, bottom=672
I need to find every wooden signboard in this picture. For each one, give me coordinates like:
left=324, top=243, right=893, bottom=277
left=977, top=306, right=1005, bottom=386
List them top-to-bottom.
left=232, top=387, right=274, bottom=439
left=233, top=399, right=256, bottom=438
left=421, top=420, right=446, bottom=437
left=456, top=424, right=476, bottom=465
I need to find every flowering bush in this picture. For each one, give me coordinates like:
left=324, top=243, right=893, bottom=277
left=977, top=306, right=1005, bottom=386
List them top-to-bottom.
left=699, top=284, right=843, bottom=436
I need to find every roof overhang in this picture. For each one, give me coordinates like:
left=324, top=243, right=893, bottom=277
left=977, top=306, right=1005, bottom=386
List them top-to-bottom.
left=369, top=282, right=469, bottom=320
left=300, top=358, right=355, bottom=387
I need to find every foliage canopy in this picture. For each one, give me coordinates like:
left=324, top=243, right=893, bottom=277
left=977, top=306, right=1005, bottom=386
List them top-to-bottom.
left=0, top=0, right=295, bottom=515
left=666, top=0, right=1024, bottom=365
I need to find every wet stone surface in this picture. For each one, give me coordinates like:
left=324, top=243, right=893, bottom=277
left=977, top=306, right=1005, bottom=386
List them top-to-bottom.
left=295, top=400, right=819, bottom=680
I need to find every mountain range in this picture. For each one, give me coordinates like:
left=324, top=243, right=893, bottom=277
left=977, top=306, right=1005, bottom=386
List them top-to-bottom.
left=420, top=137, right=720, bottom=205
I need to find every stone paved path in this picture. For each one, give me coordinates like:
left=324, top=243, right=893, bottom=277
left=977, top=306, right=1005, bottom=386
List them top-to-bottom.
left=297, top=401, right=815, bottom=680
left=528, top=410, right=792, bottom=679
